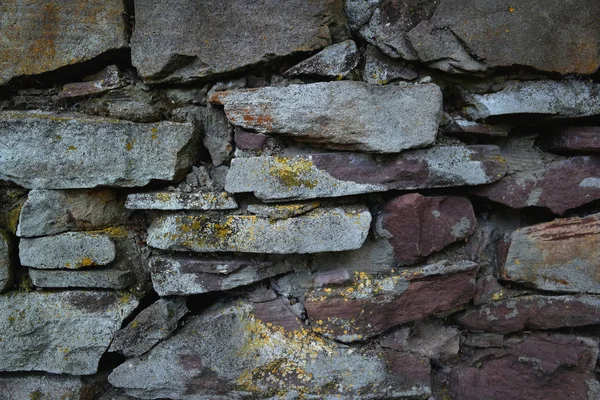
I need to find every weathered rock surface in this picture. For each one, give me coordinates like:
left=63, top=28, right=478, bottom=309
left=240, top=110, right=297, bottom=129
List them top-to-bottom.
left=0, top=0, right=128, bottom=85
left=131, top=0, right=346, bottom=82
left=345, top=0, right=381, bottom=32
left=362, top=0, right=600, bottom=75
left=284, top=40, right=360, bottom=79
left=363, top=45, right=418, bottom=84
left=59, top=65, right=127, bottom=99
left=461, top=80, right=600, bottom=120
left=211, top=81, right=442, bottom=153
left=198, top=105, right=234, bottom=166
left=0, top=112, right=197, bottom=189
left=444, top=118, right=510, bottom=138
left=538, top=126, right=600, bottom=154
left=226, top=145, right=506, bottom=201
left=0, top=187, right=27, bottom=234
left=17, top=189, right=128, bottom=237
left=125, top=191, right=238, bottom=211
left=380, top=194, right=476, bottom=265
left=247, top=202, right=320, bottom=220
left=147, top=206, right=371, bottom=254
left=502, top=213, right=600, bottom=294
left=0, top=230, right=12, bottom=292
left=19, top=232, right=116, bottom=269
left=311, top=238, right=396, bottom=274
left=304, top=260, right=478, bottom=341
left=29, top=268, right=135, bottom=290
left=0, top=291, right=138, bottom=374
left=458, top=295, right=600, bottom=334
left=110, top=298, right=188, bottom=357
left=109, top=299, right=431, bottom=399
left=463, top=333, right=504, bottom=348
left=450, top=334, right=600, bottom=400
left=0, top=374, right=102, bottom=400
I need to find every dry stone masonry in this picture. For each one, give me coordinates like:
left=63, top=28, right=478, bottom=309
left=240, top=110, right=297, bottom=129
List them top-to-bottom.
left=0, top=0, right=600, bottom=399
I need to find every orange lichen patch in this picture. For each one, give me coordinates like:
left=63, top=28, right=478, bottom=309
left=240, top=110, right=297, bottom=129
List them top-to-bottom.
left=508, top=6, right=515, bottom=12
left=125, top=139, right=136, bottom=151
left=78, top=257, right=95, bottom=268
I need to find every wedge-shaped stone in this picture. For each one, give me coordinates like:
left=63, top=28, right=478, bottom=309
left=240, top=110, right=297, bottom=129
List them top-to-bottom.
left=0, top=0, right=127, bottom=85
left=131, top=0, right=346, bottom=82
left=284, top=40, right=360, bottom=79
left=211, top=81, right=442, bottom=153
left=0, top=112, right=197, bottom=189
left=226, top=145, right=506, bottom=201
left=125, top=191, right=238, bottom=211
left=147, top=206, right=371, bottom=254
left=502, top=213, right=600, bottom=294
left=19, top=232, right=116, bottom=269
left=29, top=268, right=134, bottom=290
left=0, top=291, right=138, bottom=374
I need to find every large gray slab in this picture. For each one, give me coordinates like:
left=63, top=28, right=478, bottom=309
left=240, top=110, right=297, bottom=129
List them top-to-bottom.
left=29, top=268, right=135, bottom=290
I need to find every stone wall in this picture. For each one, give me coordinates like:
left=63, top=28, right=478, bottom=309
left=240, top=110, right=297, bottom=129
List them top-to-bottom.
left=1, top=1, right=600, bottom=399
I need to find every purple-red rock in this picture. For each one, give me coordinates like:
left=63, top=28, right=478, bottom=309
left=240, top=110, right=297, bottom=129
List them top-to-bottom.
left=444, top=118, right=510, bottom=138
left=538, top=126, right=600, bottom=154
left=233, top=127, right=270, bottom=151
left=380, top=193, right=476, bottom=265
left=462, top=333, right=504, bottom=348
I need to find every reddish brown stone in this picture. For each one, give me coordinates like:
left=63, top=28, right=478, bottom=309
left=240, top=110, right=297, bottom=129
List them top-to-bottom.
left=444, top=119, right=510, bottom=138
left=233, top=127, right=270, bottom=151
left=538, top=127, right=600, bottom=154
left=381, top=194, right=476, bottom=265
left=253, top=297, right=304, bottom=332
left=382, top=350, right=431, bottom=393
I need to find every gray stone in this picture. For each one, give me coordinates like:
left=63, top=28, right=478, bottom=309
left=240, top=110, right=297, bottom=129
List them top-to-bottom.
left=0, top=0, right=128, bottom=85
left=131, top=0, right=346, bottom=82
left=345, top=0, right=382, bottom=32
left=284, top=40, right=360, bottom=79
left=363, top=45, right=418, bottom=84
left=461, top=80, right=600, bottom=120
left=211, top=81, right=442, bottom=153
left=199, top=105, right=234, bottom=166
left=0, top=112, right=197, bottom=189
left=225, top=145, right=506, bottom=201
left=17, top=189, right=129, bottom=237
left=125, top=191, right=238, bottom=211
left=247, top=202, right=321, bottom=220
left=147, top=206, right=371, bottom=254
left=0, top=230, right=12, bottom=292
left=19, top=232, right=116, bottom=269
left=310, top=237, right=396, bottom=274
left=149, top=256, right=295, bottom=296
left=29, top=268, right=135, bottom=290
left=0, top=291, right=138, bottom=374
left=110, top=298, right=188, bottom=357
left=0, top=374, right=102, bottom=400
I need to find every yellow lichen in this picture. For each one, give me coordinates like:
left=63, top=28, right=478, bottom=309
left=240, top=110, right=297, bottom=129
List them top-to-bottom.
left=268, top=157, right=318, bottom=189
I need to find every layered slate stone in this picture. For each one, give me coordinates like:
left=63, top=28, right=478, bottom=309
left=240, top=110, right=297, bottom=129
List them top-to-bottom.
left=0, top=0, right=128, bottom=85
left=131, top=0, right=346, bottom=82
left=362, top=0, right=600, bottom=75
left=284, top=40, right=360, bottom=79
left=363, top=45, right=418, bottom=85
left=58, top=65, right=126, bottom=99
left=461, top=80, right=600, bottom=120
left=211, top=81, right=442, bottom=153
left=0, top=112, right=197, bottom=189
left=444, top=118, right=510, bottom=138
left=538, top=126, right=600, bottom=153
left=226, top=145, right=506, bottom=201
left=471, top=157, right=600, bottom=214
left=17, top=189, right=128, bottom=237
left=125, top=191, right=238, bottom=211
left=380, top=194, right=476, bottom=265
left=147, top=206, right=370, bottom=254
left=502, top=213, right=600, bottom=294
left=0, top=230, right=12, bottom=292
left=19, top=232, right=116, bottom=269
left=149, top=256, right=295, bottom=296
left=304, top=260, right=478, bottom=342
left=29, top=268, right=134, bottom=290
left=0, top=291, right=138, bottom=374
left=457, top=295, right=600, bottom=334
left=108, top=300, right=432, bottom=399
left=450, top=334, right=600, bottom=400
left=0, top=374, right=102, bottom=400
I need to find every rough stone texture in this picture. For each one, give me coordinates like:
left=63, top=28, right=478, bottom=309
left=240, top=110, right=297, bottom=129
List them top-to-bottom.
left=0, top=0, right=128, bottom=85
left=131, top=0, right=347, bottom=82
left=345, top=0, right=381, bottom=32
left=361, top=0, right=600, bottom=75
left=284, top=40, right=360, bottom=79
left=363, top=45, right=418, bottom=84
left=59, top=65, right=127, bottom=99
left=461, top=80, right=600, bottom=120
left=211, top=81, right=442, bottom=153
left=199, top=105, right=234, bottom=167
left=0, top=112, right=197, bottom=189
left=444, top=118, right=510, bottom=138
left=538, top=126, right=600, bottom=154
left=226, top=145, right=506, bottom=201
left=471, top=157, right=600, bottom=214
left=0, top=187, right=27, bottom=235
left=17, top=189, right=128, bottom=237
left=125, top=191, right=238, bottom=211
left=380, top=194, right=476, bottom=265
left=247, top=202, right=321, bottom=220
left=147, top=206, right=371, bottom=254
left=502, top=213, right=600, bottom=294
left=0, top=230, right=12, bottom=293
left=19, top=232, right=116, bottom=269
left=311, top=238, right=396, bottom=274
left=149, top=256, right=295, bottom=296
left=304, top=260, right=478, bottom=341
left=29, top=268, right=135, bottom=290
left=0, top=291, right=138, bottom=375
left=458, top=294, right=600, bottom=334
left=110, top=298, right=188, bottom=357
left=109, top=299, right=431, bottom=399
left=463, top=333, right=504, bottom=348
left=450, top=334, right=600, bottom=400
left=0, top=374, right=102, bottom=400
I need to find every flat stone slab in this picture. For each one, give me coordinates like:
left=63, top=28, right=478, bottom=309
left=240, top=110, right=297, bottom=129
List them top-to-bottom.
left=0, top=0, right=127, bottom=85
left=131, top=0, right=344, bottom=82
left=284, top=40, right=361, bottom=79
left=211, top=81, right=442, bottom=153
left=0, top=112, right=197, bottom=189
left=444, top=118, right=510, bottom=138
left=538, top=126, right=600, bottom=153
left=225, top=145, right=506, bottom=201
left=125, top=191, right=238, bottom=211
left=147, top=206, right=371, bottom=254
left=502, top=213, right=600, bottom=294
left=0, top=230, right=12, bottom=293
left=19, top=232, right=116, bottom=269
left=29, top=268, right=135, bottom=290
left=0, top=291, right=138, bottom=374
